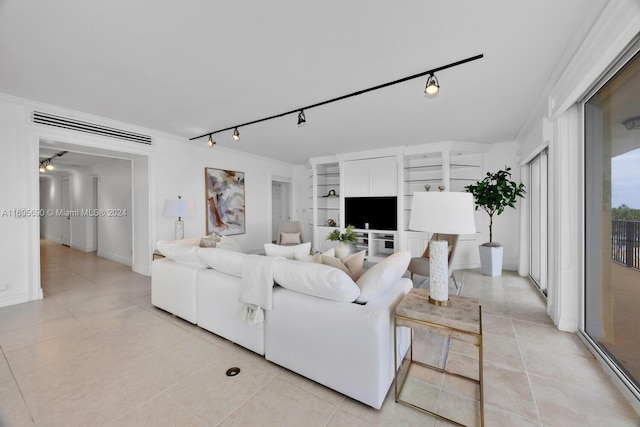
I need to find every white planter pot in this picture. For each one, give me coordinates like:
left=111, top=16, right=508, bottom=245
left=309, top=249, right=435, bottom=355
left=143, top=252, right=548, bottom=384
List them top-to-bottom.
left=334, top=243, right=351, bottom=259
left=479, top=245, right=503, bottom=277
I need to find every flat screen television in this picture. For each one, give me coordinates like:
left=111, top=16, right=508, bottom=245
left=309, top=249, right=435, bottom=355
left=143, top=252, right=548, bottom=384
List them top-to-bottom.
left=345, top=196, right=397, bottom=231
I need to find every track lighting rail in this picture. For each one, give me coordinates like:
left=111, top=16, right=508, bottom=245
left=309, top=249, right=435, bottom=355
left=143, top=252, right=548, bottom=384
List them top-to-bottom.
left=191, top=53, right=483, bottom=143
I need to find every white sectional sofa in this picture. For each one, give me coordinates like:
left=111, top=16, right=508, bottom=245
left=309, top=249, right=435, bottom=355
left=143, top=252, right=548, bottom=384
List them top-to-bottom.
left=151, top=240, right=412, bottom=409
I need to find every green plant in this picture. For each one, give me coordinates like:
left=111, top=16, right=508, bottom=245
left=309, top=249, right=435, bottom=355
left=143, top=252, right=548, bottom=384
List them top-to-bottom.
left=465, top=167, right=526, bottom=245
left=326, top=224, right=357, bottom=247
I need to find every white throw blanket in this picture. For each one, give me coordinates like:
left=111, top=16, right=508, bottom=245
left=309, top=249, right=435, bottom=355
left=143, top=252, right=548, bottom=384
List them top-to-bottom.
left=240, top=254, right=282, bottom=325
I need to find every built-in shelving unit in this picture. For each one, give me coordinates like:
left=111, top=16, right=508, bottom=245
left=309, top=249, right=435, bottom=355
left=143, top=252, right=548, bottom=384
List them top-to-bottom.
left=307, top=145, right=485, bottom=265
left=449, top=153, right=483, bottom=192
left=315, top=162, right=340, bottom=228
left=353, top=229, right=397, bottom=262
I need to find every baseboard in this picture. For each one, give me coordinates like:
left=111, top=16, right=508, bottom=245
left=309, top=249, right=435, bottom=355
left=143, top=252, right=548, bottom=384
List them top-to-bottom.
left=41, top=234, right=63, bottom=244
left=71, top=243, right=96, bottom=253
left=97, top=250, right=132, bottom=266
left=132, top=263, right=151, bottom=277
left=0, top=292, right=30, bottom=308
left=557, top=316, right=578, bottom=333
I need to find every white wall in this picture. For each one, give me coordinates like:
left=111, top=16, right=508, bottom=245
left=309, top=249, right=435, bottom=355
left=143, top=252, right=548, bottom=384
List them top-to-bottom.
left=0, top=94, right=297, bottom=308
left=0, top=99, right=36, bottom=306
left=153, top=139, right=295, bottom=253
left=89, top=159, right=133, bottom=265
left=39, top=176, right=62, bottom=243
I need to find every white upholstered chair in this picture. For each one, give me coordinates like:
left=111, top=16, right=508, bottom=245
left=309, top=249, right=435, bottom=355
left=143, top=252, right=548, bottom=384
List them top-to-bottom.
left=276, top=221, right=304, bottom=245
left=407, top=233, right=460, bottom=289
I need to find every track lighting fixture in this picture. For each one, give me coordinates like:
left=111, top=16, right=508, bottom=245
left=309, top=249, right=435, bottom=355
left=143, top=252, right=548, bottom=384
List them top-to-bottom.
left=191, top=54, right=483, bottom=145
left=424, top=73, right=439, bottom=96
left=297, top=110, right=306, bottom=126
left=208, top=134, right=216, bottom=147
left=37, top=150, right=68, bottom=173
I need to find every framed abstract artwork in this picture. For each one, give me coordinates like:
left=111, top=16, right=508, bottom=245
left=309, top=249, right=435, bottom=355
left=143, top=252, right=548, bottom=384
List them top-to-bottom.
left=204, top=167, right=246, bottom=235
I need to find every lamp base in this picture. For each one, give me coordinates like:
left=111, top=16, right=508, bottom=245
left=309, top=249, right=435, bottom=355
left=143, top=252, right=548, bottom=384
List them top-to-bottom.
left=175, top=219, right=184, bottom=240
left=429, top=240, right=449, bottom=306
left=428, top=296, right=449, bottom=306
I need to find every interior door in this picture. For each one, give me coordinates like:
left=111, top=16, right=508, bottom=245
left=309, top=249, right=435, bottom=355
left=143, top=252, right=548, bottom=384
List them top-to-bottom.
left=61, top=178, right=71, bottom=246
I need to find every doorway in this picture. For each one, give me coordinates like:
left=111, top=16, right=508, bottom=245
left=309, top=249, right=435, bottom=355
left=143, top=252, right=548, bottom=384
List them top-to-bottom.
left=528, top=149, right=548, bottom=295
left=60, top=178, right=71, bottom=247
left=271, top=180, right=292, bottom=243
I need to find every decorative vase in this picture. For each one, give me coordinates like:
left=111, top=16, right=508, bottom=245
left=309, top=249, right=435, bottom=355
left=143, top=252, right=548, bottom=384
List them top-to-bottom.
left=334, top=243, right=350, bottom=259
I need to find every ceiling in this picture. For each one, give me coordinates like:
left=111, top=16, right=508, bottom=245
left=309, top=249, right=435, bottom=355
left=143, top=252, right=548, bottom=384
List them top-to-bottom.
left=0, top=0, right=610, bottom=164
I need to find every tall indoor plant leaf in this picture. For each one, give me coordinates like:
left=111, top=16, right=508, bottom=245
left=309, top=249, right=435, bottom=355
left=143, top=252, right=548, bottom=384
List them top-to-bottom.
left=465, top=167, right=526, bottom=245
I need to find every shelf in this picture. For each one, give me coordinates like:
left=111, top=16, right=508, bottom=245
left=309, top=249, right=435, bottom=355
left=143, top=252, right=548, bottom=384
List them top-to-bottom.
left=450, top=163, right=481, bottom=169
left=404, top=165, right=442, bottom=171
left=404, top=179, right=443, bottom=183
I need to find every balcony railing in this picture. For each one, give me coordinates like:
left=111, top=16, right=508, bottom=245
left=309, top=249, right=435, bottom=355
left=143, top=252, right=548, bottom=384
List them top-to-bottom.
left=612, top=220, right=640, bottom=270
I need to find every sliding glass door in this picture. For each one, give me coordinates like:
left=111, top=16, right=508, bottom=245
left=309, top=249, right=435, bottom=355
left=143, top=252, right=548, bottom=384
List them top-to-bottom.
left=584, top=49, right=640, bottom=394
left=529, top=150, right=547, bottom=294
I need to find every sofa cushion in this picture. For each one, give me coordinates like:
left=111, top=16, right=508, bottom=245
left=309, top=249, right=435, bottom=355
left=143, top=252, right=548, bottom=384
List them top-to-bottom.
left=156, top=240, right=208, bottom=268
left=264, top=242, right=311, bottom=259
left=197, top=247, right=248, bottom=277
left=321, top=250, right=366, bottom=281
left=355, top=251, right=410, bottom=303
left=273, top=260, right=360, bottom=302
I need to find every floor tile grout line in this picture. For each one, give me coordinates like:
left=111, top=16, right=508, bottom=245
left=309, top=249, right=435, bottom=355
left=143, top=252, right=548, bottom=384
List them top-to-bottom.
left=511, top=308, right=545, bottom=426
left=0, top=343, right=36, bottom=425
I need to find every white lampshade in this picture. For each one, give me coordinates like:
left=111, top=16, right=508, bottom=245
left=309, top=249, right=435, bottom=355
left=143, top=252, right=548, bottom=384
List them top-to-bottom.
left=409, top=192, right=476, bottom=234
left=164, top=197, right=196, bottom=219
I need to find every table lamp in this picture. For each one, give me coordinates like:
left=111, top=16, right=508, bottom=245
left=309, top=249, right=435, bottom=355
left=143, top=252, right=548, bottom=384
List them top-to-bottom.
left=408, top=191, right=476, bottom=306
left=164, top=195, right=196, bottom=240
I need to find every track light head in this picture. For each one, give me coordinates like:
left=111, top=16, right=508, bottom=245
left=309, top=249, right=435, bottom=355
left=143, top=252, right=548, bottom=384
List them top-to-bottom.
left=424, top=73, right=439, bottom=96
left=297, top=110, right=306, bottom=126
left=232, top=128, right=240, bottom=141
left=208, top=135, right=216, bottom=147
left=45, top=160, right=54, bottom=171
left=39, top=164, right=46, bottom=173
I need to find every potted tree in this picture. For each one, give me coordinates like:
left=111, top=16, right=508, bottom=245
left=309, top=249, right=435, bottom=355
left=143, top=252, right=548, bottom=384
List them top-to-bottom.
left=465, top=167, right=526, bottom=276
left=326, top=224, right=358, bottom=258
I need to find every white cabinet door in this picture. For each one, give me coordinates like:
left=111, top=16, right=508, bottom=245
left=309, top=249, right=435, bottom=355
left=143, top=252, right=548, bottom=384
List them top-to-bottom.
left=343, top=157, right=397, bottom=197
left=370, top=157, right=397, bottom=196
left=343, top=160, right=370, bottom=197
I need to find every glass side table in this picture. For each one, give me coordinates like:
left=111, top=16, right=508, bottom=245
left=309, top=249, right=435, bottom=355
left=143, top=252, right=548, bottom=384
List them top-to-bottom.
left=394, top=287, right=483, bottom=427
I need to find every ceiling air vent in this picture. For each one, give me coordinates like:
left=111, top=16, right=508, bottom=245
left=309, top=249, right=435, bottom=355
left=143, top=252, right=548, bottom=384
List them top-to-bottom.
left=32, top=111, right=152, bottom=145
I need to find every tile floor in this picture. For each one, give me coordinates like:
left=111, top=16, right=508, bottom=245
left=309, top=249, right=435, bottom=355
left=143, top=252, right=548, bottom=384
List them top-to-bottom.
left=0, top=240, right=638, bottom=426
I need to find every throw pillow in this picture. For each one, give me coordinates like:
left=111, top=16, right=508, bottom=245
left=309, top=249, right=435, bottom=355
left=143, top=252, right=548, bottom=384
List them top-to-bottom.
left=280, top=232, right=301, bottom=245
left=199, top=233, right=222, bottom=248
left=216, top=235, right=242, bottom=252
left=156, top=240, right=208, bottom=268
left=264, top=242, right=311, bottom=260
left=197, top=247, right=247, bottom=277
left=294, top=247, right=335, bottom=263
left=321, top=250, right=366, bottom=281
left=355, top=251, right=410, bottom=303
left=273, top=259, right=360, bottom=302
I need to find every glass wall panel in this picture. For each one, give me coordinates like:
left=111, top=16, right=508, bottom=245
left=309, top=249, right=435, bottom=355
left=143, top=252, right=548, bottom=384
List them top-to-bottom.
left=584, top=51, right=640, bottom=392
left=529, top=151, right=547, bottom=294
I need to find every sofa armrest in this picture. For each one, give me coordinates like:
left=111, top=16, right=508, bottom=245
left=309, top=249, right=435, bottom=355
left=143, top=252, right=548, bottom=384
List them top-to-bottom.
left=264, top=277, right=412, bottom=409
